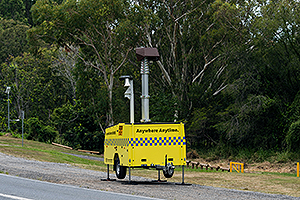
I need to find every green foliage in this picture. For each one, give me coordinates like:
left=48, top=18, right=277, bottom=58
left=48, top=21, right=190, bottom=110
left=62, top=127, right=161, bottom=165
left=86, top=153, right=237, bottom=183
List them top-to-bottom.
left=0, top=0, right=26, bottom=22
left=2, top=0, right=300, bottom=158
left=0, top=18, right=29, bottom=63
left=0, top=50, right=72, bottom=123
left=150, top=92, right=177, bottom=122
left=215, top=95, right=284, bottom=150
left=51, top=102, right=104, bottom=151
left=26, top=117, right=57, bottom=143
left=286, top=120, right=300, bottom=152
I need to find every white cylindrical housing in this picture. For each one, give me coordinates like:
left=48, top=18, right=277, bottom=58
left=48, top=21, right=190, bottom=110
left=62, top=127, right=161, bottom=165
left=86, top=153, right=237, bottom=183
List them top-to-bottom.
left=141, top=58, right=150, bottom=122
left=129, top=79, right=134, bottom=123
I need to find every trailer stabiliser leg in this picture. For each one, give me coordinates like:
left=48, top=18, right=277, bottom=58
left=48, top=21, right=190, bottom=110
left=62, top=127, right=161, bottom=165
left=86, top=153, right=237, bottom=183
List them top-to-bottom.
left=101, top=164, right=116, bottom=181
left=175, top=165, right=191, bottom=185
left=122, top=167, right=137, bottom=185
left=129, top=167, right=131, bottom=183
left=151, top=169, right=167, bottom=182
left=158, top=169, right=160, bottom=181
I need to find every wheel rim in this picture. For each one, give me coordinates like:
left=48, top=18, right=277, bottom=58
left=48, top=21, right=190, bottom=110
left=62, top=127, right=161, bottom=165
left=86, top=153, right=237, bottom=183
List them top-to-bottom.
left=116, top=159, right=120, bottom=175
left=163, top=163, right=174, bottom=178
left=116, top=164, right=120, bottom=175
left=168, top=168, right=174, bottom=176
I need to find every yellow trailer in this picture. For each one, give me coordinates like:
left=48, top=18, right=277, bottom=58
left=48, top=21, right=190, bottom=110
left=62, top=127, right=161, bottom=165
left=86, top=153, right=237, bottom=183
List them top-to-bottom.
left=102, top=48, right=189, bottom=184
left=104, top=122, right=186, bottom=179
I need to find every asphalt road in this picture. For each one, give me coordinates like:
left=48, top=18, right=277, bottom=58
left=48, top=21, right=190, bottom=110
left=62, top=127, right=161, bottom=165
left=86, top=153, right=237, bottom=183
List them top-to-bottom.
left=0, top=174, right=160, bottom=200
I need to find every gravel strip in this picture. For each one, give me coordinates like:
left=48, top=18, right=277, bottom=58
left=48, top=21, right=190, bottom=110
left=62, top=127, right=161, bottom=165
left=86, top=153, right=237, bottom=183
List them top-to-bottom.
left=0, top=152, right=298, bottom=200
left=61, top=152, right=104, bottom=161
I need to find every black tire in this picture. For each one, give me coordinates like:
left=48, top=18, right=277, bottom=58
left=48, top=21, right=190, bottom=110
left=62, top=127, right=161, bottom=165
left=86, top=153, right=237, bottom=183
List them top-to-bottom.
left=115, top=157, right=126, bottom=179
left=163, top=167, right=174, bottom=178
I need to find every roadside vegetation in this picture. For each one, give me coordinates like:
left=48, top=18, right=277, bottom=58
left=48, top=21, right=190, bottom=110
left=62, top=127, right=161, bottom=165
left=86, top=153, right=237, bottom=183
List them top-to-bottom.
left=1, top=0, right=300, bottom=162
left=1, top=135, right=299, bottom=197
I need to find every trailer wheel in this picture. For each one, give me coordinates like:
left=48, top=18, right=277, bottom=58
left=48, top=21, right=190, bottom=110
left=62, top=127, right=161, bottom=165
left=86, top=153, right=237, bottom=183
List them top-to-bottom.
left=115, top=157, right=126, bottom=179
left=163, top=163, right=174, bottom=178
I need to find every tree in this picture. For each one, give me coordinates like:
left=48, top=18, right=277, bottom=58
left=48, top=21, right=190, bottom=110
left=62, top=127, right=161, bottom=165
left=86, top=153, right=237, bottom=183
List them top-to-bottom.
left=0, top=0, right=26, bottom=22
left=29, top=0, right=133, bottom=125
left=122, top=0, right=246, bottom=122
left=0, top=18, right=29, bottom=63
left=52, top=46, right=79, bottom=103
left=0, top=48, right=72, bottom=124
left=51, top=101, right=104, bottom=151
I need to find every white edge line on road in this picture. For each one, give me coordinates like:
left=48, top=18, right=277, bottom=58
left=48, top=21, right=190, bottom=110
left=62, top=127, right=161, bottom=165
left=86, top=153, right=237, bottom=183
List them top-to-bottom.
left=0, top=173, right=162, bottom=200
left=0, top=193, right=33, bottom=200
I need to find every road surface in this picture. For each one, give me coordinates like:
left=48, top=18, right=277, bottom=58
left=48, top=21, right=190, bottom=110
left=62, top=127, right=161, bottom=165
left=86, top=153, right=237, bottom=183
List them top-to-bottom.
left=0, top=174, right=159, bottom=200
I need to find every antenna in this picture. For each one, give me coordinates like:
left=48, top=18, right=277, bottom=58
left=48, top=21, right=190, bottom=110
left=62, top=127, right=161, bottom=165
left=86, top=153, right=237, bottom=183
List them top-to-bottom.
left=135, top=48, right=159, bottom=123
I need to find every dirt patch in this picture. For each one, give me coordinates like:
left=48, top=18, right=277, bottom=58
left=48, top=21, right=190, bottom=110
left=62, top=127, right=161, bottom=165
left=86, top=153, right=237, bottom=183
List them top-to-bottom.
left=191, top=158, right=296, bottom=174
left=247, top=161, right=295, bottom=173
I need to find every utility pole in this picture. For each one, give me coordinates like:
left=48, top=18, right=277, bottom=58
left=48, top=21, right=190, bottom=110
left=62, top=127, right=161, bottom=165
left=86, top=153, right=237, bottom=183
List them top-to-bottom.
left=5, top=87, right=11, bottom=131
left=21, top=110, right=24, bottom=147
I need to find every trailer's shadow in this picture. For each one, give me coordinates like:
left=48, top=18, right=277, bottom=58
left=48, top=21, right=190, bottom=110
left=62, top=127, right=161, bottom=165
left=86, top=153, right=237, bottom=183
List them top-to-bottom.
left=118, top=180, right=191, bottom=186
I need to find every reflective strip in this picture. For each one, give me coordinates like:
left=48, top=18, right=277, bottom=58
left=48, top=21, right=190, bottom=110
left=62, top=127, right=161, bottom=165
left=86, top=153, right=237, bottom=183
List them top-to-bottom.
left=105, top=137, right=186, bottom=147
left=104, top=138, right=129, bottom=146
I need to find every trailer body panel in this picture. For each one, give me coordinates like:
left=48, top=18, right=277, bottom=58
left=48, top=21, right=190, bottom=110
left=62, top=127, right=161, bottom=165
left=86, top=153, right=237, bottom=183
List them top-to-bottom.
left=104, top=123, right=186, bottom=168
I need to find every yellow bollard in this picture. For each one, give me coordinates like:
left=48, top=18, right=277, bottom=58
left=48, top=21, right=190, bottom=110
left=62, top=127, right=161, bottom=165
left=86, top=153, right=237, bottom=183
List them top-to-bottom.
left=297, top=162, right=299, bottom=178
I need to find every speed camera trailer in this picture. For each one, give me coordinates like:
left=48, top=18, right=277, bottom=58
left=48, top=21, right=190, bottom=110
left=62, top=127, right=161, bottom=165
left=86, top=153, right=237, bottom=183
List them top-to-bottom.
left=103, top=48, right=187, bottom=184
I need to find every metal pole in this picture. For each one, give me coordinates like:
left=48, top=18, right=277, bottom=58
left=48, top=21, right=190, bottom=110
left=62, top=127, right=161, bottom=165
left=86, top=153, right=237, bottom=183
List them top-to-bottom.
left=141, top=58, right=150, bottom=122
left=130, top=80, right=134, bottom=123
left=7, top=92, right=10, bottom=130
left=21, top=111, right=24, bottom=147
left=107, top=164, right=110, bottom=179
left=182, top=165, right=185, bottom=184
left=129, top=167, right=131, bottom=182
left=158, top=169, right=160, bottom=181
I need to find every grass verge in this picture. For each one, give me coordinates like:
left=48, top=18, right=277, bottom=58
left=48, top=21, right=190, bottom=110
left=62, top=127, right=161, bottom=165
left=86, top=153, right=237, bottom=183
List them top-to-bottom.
left=0, top=136, right=299, bottom=197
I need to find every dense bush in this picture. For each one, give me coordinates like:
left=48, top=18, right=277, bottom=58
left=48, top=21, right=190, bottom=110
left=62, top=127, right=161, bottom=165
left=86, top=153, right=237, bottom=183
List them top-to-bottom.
left=26, top=117, right=57, bottom=143
left=286, top=120, right=300, bottom=152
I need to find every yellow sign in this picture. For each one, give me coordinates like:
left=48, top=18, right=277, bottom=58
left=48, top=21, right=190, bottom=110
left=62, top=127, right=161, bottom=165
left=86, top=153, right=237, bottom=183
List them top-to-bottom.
left=118, top=126, right=123, bottom=136
left=230, top=162, right=244, bottom=173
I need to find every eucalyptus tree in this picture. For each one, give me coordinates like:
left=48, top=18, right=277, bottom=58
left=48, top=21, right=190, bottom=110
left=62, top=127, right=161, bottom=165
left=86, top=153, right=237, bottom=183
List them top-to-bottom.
left=0, top=0, right=26, bottom=22
left=29, top=0, right=132, bottom=126
left=124, top=0, right=248, bottom=121
left=206, top=0, right=300, bottom=151
left=0, top=18, right=29, bottom=63
left=52, top=46, right=79, bottom=103
left=0, top=50, right=69, bottom=123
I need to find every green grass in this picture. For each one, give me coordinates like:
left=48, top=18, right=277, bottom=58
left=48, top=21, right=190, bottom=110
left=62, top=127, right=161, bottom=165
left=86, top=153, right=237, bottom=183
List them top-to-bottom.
left=0, top=136, right=106, bottom=171
left=1, top=136, right=300, bottom=197
left=194, top=146, right=300, bottom=164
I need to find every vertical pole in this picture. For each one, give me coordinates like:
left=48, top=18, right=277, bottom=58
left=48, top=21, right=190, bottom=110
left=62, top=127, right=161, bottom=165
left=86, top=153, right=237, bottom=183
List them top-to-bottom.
left=140, top=58, right=150, bottom=122
left=130, top=80, right=134, bottom=124
left=7, top=92, right=10, bottom=130
left=21, top=111, right=24, bottom=147
left=230, top=162, right=232, bottom=172
left=297, top=162, right=299, bottom=178
left=241, top=163, right=244, bottom=173
left=106, top=164, right=109, bottom=179
left=182, top=165, right=185, bottom=184
left=129, top=167, right=131, bottom=182
left=158, top=170, right=160, bottom=181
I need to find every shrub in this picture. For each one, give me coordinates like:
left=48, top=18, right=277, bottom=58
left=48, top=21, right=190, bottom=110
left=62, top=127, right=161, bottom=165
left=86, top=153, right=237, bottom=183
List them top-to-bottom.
left=26, top=117, right=57, bottom=143
left=286, top=120, right=300, bottom=152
